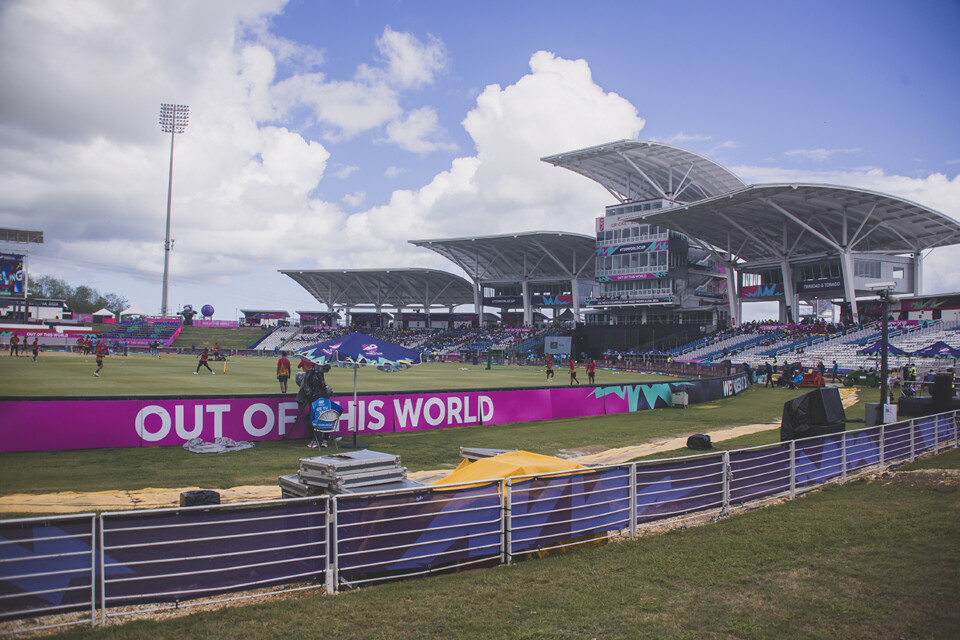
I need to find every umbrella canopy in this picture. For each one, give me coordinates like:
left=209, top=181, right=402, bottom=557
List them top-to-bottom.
left=296, top=332, right=423, bottom=370
left=296, top=333, right=423, bottom=446
left=857, top=341, right=909, bottom=356
left=911, top=341, right=960, bottom=359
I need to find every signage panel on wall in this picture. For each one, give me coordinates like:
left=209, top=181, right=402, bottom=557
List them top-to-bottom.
left=796, top=278, right=844, bottom=293
left=739, top=283, right=784, bottom=298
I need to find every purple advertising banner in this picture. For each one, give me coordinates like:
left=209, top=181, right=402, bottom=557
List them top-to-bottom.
left=0, top=374, right=750, bottom=452
left=509, top=467, right=631, bottom=556
left=336, top=483, right=501, bottom=582
left=101, top=499, right=327, bottom=606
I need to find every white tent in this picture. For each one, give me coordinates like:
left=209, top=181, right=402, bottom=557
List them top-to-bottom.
left=120, top=303, right=147, bottom=318
left=92, top=308, right=114, bottom=317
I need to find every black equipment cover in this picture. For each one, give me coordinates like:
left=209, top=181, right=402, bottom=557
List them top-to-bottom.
left=780, top=387, right=846, bottom=441
left=686, top=433, right=713, bottom=450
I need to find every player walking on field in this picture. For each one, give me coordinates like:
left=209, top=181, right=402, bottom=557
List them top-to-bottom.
left=94, top=344, right=106, bottom=376
left=195, top=348, right=215, bottom=375
left=277, top=354, right=291, bottom=393
left=569, top=359, right=579, bottom=385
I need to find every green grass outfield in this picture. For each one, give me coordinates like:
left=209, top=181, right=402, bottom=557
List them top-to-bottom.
left=0, top=350, right=669, bottom=396
left=39, top=450, right=960, bottom=640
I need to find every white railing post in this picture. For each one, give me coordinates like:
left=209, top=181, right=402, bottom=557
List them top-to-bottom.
left=933, top=415, right=940, bottom=455
left=909, top=419, right=916, bottom=462
left=879, top=424, right=886, bottom=472
left=840, top=433, right=848, bottom=483
left=789, top=441, right=796, bottom=499
left=721, top=452, right=731, bottom=517
left=629, top=463, right=637, bottom=540
left=499, top=479, right=507, bottom=564
left=504, top=479, right=513, bottom=565
left=326, top=497, right=337, bottom=595
left=89, top=514, right=97, bottom=628
left=98, top=514, right=106, bottom=627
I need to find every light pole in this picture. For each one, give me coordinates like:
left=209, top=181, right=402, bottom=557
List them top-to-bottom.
left=158, top=103, right=189, bottom=318
left=868, top=281, right=897, bottom=413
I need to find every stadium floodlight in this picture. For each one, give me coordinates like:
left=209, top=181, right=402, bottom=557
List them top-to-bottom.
left=158, top=103, right=189, bottom=318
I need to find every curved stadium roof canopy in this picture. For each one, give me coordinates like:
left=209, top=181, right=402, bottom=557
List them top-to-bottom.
left=542, top=139, right=960, bottom=324
left=541, top=140, right=746, bottom=204
left=636, top=183, right=960, bottom=265
left=409, top=231, right=595, bottom=283
left=410, top=231, right=596, bottom=323
left=279, top=268, right=475, bottom=314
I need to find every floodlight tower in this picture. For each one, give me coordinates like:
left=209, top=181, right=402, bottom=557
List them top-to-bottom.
left=158, top=103, right=189, bottom=318
left=867, top=281, right=897, bottom=412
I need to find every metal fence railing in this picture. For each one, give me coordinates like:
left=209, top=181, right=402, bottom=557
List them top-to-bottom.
left=2, top=410, right=958, bottom=634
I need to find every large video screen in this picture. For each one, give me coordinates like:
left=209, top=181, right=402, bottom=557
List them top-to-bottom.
left=0, top=253, right=24, bottom=297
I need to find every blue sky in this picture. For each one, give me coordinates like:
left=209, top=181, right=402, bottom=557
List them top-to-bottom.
left=1, top=0, right=958, bottom=321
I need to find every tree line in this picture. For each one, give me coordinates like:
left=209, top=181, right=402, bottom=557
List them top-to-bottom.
left=28, top=275, right=129, bottom=314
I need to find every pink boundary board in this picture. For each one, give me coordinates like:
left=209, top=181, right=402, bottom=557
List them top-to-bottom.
left=0, top=374, right=749, bottom=452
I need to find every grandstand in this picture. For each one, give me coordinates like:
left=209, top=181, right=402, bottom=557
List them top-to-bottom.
left=99, top=318, right=182, bottom=347
left=659, top=318, right=960, bottom=379
left=172, top=325, right=271, bottom=351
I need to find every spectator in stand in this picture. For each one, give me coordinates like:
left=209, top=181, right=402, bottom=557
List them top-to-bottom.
left=277, top=354, right=291, bottom=393
left=569, top=359, right=579, bottom=385
left=587, top=359, right=596, bottom=384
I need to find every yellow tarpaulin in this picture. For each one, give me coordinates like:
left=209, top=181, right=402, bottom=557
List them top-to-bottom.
left=432, top=450, right=586, bottom=485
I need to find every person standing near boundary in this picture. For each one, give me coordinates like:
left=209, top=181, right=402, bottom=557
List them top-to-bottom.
left=9, top=334, right=19, bottom=357
left=31, top=338, right=39, bottom=362
left=94, top=343, right=106, bottom=377
left=195, top=348, right=214, bottom=375
left=277, top=354, right=291, bottom=393
left=545, top=354, right=554, bottom=382
left=569, top=359, right=579, bottom=385
left=587, top=359, right=596, bottom=384
left=832, top=359, right=839, bottom=382
left=765, top=362, right=773, bottom=387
